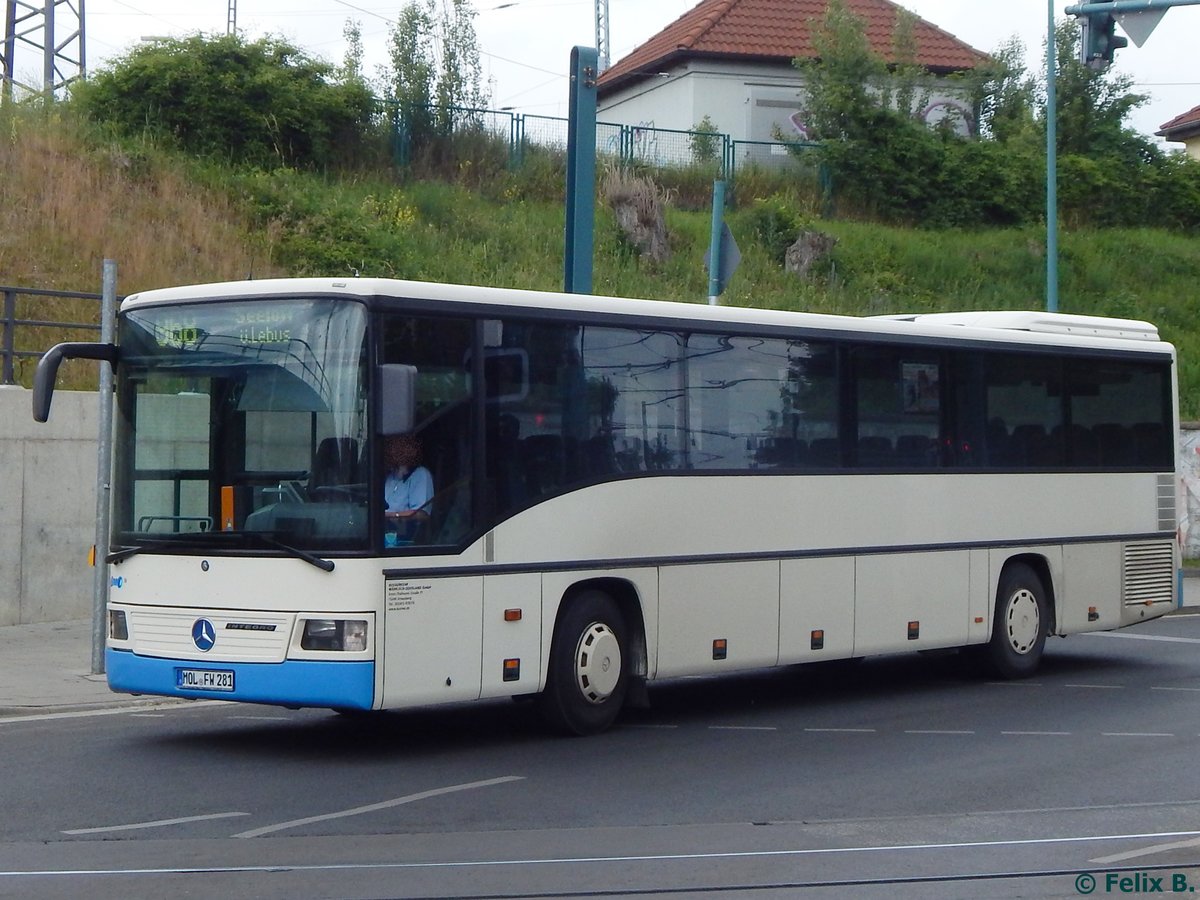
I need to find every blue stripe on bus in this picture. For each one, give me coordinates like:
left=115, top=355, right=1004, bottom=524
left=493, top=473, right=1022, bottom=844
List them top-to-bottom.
left=106, top=649, right=375, bottom=710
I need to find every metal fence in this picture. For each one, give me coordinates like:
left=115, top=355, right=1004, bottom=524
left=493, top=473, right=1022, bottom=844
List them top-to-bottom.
left=391, top=103, right=826, bottom=187
left=1, top=285, right=104, bottom=385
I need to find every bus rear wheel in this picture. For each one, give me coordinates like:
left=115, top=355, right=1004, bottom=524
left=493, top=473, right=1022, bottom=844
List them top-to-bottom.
left=984, top=563, right=1048, bottom=679
left=538, top=590, right=629, bottom=736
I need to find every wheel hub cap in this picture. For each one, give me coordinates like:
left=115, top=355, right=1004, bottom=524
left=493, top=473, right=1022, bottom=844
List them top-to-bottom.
left=1005, top=589, right=1040, bottom=654
left=574, top=622, right=621, bottom=704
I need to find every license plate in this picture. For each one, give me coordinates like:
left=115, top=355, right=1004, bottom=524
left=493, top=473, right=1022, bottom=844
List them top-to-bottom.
left=176, top=668, right=235, bottom=692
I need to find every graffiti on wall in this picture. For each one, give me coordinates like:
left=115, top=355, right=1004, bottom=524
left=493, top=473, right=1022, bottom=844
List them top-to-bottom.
left=605, top=120, right=662, bottom=165
left=1179, top=430, right=1200, bottom=556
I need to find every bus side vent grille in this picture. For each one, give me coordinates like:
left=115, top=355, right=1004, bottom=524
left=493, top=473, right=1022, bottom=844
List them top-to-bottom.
left=1157, top=475, right=1176, bottom=533
left=1122, top=541, right=1175, bottom=607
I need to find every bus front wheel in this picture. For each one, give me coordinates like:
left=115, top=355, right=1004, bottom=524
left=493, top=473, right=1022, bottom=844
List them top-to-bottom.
left=984, top=563, right=1048, bottom=679
left=538, top=590, right=629, bottom=736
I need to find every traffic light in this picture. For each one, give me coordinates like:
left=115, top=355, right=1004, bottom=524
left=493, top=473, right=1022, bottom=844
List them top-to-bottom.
left=1079, top=2, right=1129, bottom=70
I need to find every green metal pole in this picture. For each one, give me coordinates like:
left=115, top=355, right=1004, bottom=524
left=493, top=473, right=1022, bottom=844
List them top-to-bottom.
left=1046, top=0, right=1059, bottom=313
left=564, top=46, right=598, bottom=295
left=707, top=180, right=726, bottom=306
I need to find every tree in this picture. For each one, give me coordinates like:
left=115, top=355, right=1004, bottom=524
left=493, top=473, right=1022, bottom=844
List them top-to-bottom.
left=384, top=0, right=490, bottom=141
left=436, top=0, right=489, bottom=114
left=793, top=0, right=946, bottom=221
left=794, top=0, right=888, bottom=143
left=386, top=1, right=437, bottom=144
left=787, top=5, right=1184, bottom=229
left=341, top=18, right=366, bottom=86
left=1049, top=19, right=1155, bottom=164
left=71, top=34, right=375, bottom=170
left=969, top=37, right=1039, bottom=145
left=689, top=115, right=721, bottom=166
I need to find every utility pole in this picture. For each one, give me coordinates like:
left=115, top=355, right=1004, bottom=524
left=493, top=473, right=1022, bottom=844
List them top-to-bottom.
left=1, top=0, right=85, bottom=103
left=227, top=0, right=236, bottom=36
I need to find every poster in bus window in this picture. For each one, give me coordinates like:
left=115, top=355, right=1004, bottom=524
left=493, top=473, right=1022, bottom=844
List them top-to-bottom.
left=902, top=363, right=939, bottom=413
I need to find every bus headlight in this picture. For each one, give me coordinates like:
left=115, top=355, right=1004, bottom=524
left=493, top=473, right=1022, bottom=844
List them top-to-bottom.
left=109, top=609, right=129, bottom=641
left=301, top=618, right=368, bottom=652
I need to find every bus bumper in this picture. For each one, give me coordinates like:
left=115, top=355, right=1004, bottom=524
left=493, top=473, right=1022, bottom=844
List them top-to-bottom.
left=106, top=649, right=375, bottom=710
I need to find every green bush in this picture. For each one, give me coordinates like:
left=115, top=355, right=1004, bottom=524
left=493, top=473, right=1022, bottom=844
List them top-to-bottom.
left=71, top=34, right=376, bottom=171
left=741, top=197, right=809, bottom=263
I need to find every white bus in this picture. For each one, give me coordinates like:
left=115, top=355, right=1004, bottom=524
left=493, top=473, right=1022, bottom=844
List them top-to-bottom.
left=34, top=279, right=1180, bottom=735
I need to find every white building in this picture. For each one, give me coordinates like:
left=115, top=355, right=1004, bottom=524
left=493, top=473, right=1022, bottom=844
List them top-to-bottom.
left=596, top=0, right=988, bottom=166
left=1157, top=104, right=1200, bottom=160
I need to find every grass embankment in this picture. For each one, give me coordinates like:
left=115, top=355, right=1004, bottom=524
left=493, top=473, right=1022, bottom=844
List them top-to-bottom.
left=5, top=108, right=1200, bottom=415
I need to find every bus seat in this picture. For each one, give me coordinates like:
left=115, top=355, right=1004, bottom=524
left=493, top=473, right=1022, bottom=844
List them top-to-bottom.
left=985, top=418, right=1012, bottom=466
left=1011, top=424, right=1054, bottom=466
left=1060, top=424, right=1100, bottom=466
left=895, top=434, right=935, bottom=468
left=857, top=436, right=893, bottom=467
left=757, top=437, right=805, bottom=468
left=809, top=438, right=840, bottom=468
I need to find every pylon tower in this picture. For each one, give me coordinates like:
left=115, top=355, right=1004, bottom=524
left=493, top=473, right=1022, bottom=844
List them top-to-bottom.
left=2, top=0, right=85, bottom=101
left=594, top=0, right=609, bottom=72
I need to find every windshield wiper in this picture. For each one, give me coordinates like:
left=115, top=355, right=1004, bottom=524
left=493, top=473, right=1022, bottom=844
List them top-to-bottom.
left=249, top=532, right=335, bottom=572
left=107, top=533, right=334, bottom=572
left=108, top=540, right=186, bottom=563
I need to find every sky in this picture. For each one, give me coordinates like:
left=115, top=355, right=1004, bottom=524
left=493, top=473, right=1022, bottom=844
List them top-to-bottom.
left=42, top=1, right=1200, bottom=145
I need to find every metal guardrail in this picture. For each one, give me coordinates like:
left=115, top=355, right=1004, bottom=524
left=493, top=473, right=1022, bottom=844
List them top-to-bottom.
left=391, top=102, right=824, bottom=184
left=1, top=285, right=104, bottom=385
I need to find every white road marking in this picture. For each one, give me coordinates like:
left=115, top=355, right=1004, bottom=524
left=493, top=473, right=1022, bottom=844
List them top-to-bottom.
left=1086, top=631, right=1200, bottom=644
left=1065, top=684, right=1123, bottom=689
left=1152, top=686, right=1200, bottom=692
left=0, top=701, right=222, bottom=724
left=709, top=725, right=778, bottom=731
left=804, top=728, right=876, bottom=733
left=905, top=730, right=975, bottom=735
left=1002, top=731, right=1071, bottom=736
left=1101, top=732, right=1174, bottom=737
left=233, top=776, right=525, bottom=839
left=62, top=812, right=250, bottom=835
left=10, top=829, right=1200, bottom=878
left=1091, top=834, right=1200, bottom=864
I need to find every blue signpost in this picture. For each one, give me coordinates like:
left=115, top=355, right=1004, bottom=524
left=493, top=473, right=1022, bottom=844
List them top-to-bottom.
left=564, top=46, right=598, bottom=295
left=705, top=180, right=741, bottom=305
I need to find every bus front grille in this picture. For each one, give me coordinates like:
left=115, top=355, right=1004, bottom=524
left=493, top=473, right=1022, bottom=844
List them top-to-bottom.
left=125, top=608, right=294, bottom=662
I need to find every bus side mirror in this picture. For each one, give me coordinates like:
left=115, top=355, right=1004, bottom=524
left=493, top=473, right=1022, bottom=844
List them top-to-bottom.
left=33, top=341, right=119, bottom=423
left=377, top=363, right=417, bottom=435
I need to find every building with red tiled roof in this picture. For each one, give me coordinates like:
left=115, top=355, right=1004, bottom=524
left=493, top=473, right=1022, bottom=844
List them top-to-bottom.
left=596, top=0, right=988, bottom=161
left=1156, top=104, right=1200, bottom=160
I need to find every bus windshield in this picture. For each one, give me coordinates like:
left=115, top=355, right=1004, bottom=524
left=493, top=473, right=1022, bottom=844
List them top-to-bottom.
left=112, top=297, right=370, bottom=553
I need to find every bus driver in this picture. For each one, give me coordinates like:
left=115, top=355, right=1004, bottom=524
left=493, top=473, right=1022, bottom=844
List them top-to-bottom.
left=383, top=434, right=433, bottom=543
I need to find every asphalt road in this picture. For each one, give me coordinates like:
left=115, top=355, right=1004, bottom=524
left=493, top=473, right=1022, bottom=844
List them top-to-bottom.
left=3, top=611, right=1200, bottom=898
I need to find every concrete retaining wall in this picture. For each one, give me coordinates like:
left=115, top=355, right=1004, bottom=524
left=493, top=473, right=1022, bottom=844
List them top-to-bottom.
left=0, top=386, right=99, bottom=626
